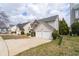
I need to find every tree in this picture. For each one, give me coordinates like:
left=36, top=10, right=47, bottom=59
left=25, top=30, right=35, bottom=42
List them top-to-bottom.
left=59, top=18, right=69, bottom=35
left=71, top=21, right=79, bottom=35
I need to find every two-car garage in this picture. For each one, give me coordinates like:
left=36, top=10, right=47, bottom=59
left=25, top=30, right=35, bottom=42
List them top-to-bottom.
left=34, top=22, right=54, bottom=40
left=36, top=31, right=52, bottom=40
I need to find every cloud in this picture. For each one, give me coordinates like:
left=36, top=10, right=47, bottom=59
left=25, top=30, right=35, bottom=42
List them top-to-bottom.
left=0, top=3, right=70, bottom=26
left=0, top=3, right=25, bottom=15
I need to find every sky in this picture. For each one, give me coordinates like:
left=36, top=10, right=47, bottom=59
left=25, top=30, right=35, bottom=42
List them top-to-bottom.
left=0, top=3, right=70, bottom=26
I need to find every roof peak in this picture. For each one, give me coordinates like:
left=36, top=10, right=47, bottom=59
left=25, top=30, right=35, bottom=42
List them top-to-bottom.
left=37, top=15, right=59, bottom=22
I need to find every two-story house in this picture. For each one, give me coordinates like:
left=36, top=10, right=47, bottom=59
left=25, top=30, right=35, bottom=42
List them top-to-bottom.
left=70, top=3, right=79, bottom=25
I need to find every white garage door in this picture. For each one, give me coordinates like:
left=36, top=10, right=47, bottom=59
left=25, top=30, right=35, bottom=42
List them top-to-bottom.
left=36, top=31, right=52, bottom=39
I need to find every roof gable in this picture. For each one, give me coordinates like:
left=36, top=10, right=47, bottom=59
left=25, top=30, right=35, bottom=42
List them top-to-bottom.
left=34, top=21, right=54, bottom=32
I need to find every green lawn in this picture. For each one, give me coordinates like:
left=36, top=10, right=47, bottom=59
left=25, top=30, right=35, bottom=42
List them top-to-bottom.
left=0, top=34, right=28, bottom=40
left=16, top=36, right=79, bottom=56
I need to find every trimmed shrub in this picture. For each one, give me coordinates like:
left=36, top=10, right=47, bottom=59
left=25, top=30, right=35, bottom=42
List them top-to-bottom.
left=71, top=22, right=79, bottom=36
left=29, top=29, right=36, bottom=37
left=52, top=30, right=59, bottom=40
left=52, top=30, right=63, bottom=46
left=21, top=31, right=24, bottom=35
left=31, top=32, right=36, bottom=37
left=27, top=33, right=30, bottom=36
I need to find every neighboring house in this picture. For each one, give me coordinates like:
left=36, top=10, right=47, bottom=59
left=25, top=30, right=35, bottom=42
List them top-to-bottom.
left=70, top=3, right=79, bottom=25
left=0, top=20, right=9, bottom=34
left=23, top=20, right=41, bottom=36
left=23, top=21, right=33, bottom=34
left=10, top=22, right=29, bottom=35
left=17, top=22, right=29, bottom=34
left=9, top=25, right=20, bottom=34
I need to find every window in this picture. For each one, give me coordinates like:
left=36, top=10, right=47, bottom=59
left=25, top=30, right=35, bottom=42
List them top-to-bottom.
left=75, top=10, right=79, bottom=19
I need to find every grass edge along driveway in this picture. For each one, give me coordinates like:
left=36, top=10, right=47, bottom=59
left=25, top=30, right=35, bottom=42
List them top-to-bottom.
left=16, top=36, right=79, bottom=56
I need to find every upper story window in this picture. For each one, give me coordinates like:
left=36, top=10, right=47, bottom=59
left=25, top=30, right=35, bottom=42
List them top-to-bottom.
left=75, top=10, right=79, bottom=19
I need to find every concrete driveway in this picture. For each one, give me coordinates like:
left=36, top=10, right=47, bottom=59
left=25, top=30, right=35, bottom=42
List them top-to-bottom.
left=0, top=37, right=51, bottom=56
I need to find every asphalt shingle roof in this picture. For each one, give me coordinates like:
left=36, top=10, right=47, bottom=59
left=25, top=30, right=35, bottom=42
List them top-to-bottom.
left=32, top=15, right=59, bottom=30
left=38, top=15, right=58, bottom=22
left=17, top=22, right=29, bottom=31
